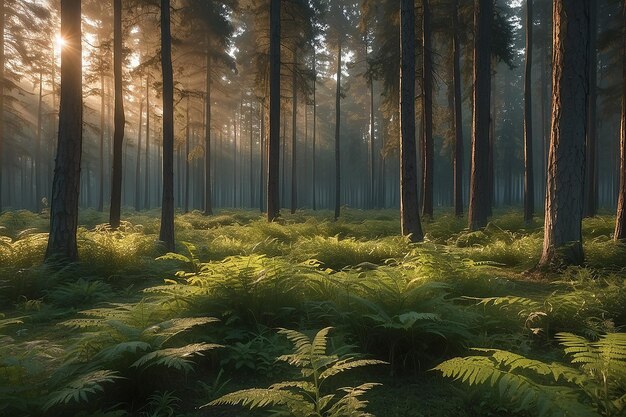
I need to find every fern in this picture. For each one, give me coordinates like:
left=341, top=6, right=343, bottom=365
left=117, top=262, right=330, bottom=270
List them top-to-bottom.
left=204, top=327, right=386, bottom=417
left=436, top=332, right=626, bottom=416
left=43, top=370, right=122, bottom=411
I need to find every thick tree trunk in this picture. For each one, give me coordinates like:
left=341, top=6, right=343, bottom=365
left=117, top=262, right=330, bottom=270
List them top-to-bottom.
left=0, top=0, right=5, bottom=213
left=46, top=0, right=82, bottom=262
left=110, top=0, right=125, bottom=229
left=159, top=0, right=175, bottom=251
left=267, top=0, right=281, bottom=222
left=400, top=0, right=424, bottom=243
left=422, top=0, right=434, bottom=219
left=452, top=0, right=464, bottom=217
left=468, top=0, right=493, bottom=231
left=524, top=0, right=535, bottom=222
left=538, top=0, right=590, bottom=269
left=584, top=0, right=598, bottom=218
left=615, top=3, right=626, bottom=241
left=334, top=39, right=342, bottom=220
left=204, top=47, right=213, bottom=216
left=312, top=51, right=317, bottom=211
left=291, top=55, right=297, bottom=214
left=36, top=71, right=44, bottom=211
left=98, top=74, right=105, bottom=212
left=144, top=75, right=151, bottom=210
left=184, top=96, right=190, bottom=213
left=135, top=97, right=143, bottom=211
left=259, top=102, right=265, bottom=212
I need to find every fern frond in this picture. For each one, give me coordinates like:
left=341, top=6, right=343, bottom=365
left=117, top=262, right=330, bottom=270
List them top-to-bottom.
left=311, top=327, right=333, bottom=357
left=277, top=328, right=313, bottom=356
left=131, top=343, right=221, bottom=372
left=319, top=359, right=388, bottom=382
left=43, top=370, right=122, bottom=411
left=206, top=388, right=315, bottom=414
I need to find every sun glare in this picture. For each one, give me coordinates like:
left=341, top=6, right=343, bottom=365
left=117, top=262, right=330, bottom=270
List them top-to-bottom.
left=55, top=34, right=66, bottom=50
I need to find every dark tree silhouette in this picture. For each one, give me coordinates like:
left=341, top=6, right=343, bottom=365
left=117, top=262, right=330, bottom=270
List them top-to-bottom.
left=267, top=0, right=281, bottom=222
left=523, top=0, right=534, bottom=223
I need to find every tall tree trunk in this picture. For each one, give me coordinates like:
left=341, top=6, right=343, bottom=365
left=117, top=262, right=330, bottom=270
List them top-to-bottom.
left=0, top=0, right=5, bottom=213
left=46, top=0, right=82, bottom=262
left=110, top=0, right=125, bottom=229
left=159, top=0, right=175, bottom=251
left=267, top=0, right=281, bottom=221
left=400, top=0, right=424, bottom=242
left=422, top=0, right=434, bottom=219
left=452, top=0, right=464, bottom=217
left=468, top=0, right=493, bottom=231
left=524, top=0, right=535, bottom=222
left=538, top=0, right=589, bottom=269
left=584, top=0, right=598, bottom=217
left=615, top=1, right=626, bottom=241
left=334, top=38, right=342, bottom=220
left=204, top=47, right=213, bottom=215
left=312, top=51, right=317, bottom=211
left=291, top=55, right=297, bottom=214
left=36, top=71, right=44, bottom=211
left=98, top=73, right=105, bottom=212
left=144, top=75, right=151, bottom=210
left=184, top=95, right=190, bottom=213
left=135, top=97, right=143, bottom=211
left=249, top=100, right=253, bottom=207
left=259, top=102, right=264, bottom=212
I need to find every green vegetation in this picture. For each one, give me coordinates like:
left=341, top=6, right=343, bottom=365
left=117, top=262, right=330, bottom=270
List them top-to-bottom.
left=1, top=209, right=625, bottom=416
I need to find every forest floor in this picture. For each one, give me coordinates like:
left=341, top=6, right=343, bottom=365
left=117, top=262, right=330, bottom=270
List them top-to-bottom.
left=1, top=208, right=625, bottom=417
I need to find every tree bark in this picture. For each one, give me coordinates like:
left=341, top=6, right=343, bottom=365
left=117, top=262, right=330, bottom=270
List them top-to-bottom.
left=0, top=0, right=5, bottom=213
left=46, top=0, right=82, bottom=262
left=110, top=0, right=125, bottom=229
left=159, top=0, right=175, bottom=251
left=267, top=0, right=281, bottom=222
left=400, top=0, right=424, bottom=243
left=422, top=0, right=434, bottom=219
left=452, top=0, right=464, bottom=217
left=468, top=0, right=493, bottom=231
left=524, top=0, right=535, bottom=222
left=538, top=0, right=590, bottom=269
left=584, top=0, right=598, bottom=218
left=615, top=1, right=626, bottom=241
left=334, top=39, right=342, bottom=220
left=204, top=46, right=213, bottom=216
left=312, top=50, right=317, bottom=211
left=291, top=54, right=297, bottom=214
left=36, top=71, right=44, bottom=211
left=98, top=73, right=105, bottom=212
left=144, top=74, right=151, bottom=210
left=184, top=95, right=190, bottom=213
left=135, top=97, right=143, bottom=211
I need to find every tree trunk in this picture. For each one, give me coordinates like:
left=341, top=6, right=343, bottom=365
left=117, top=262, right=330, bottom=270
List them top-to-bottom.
left=0, top=0, right=4, bottom=213
left=46, top=0, right=82, bottom=262
left=110, top=0, right=125, bottom=229
left=159, top=0, right=175, bottom=251
left=267, top=0, right=281, bottom=222
left=400, top=0, right=424, bottom=243
left=422, top=0, right=434, bottom=219
left=452, top=0, right=464, bottom=217
left=468, top=0, right=493, bottom=231
left=524, top=0, right=535, bottom=223
left=538, top=0, right=589, bottom=269
left=584, top=0, right=597, bottom=218
left=615, top=2, right=626, bottom=241
left=334, top=38, right=342, bottom=221
left=204, top=47, right=213, bottom=216
left=312, top=51, right=317, bottom=211
left=291, top=54, right=297, bottom=214
left=36, top=71, right=44, bottom=211
left=98, top=73, right=105, bottom=212
left=144, top=75, right=151, bottom=210
left=184, top=96, right=190, bottom=213
left=135, top=97, right=143, bottom=211
left=259, top=101, right=264, bottom=212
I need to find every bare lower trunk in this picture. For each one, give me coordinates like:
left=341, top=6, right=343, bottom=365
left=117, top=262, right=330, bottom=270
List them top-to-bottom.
left=46, top=0, right=82, bottom=262
left=110, top=0, right=125, bottom=229
left=159, top=0, right=175, bottom=251
left=267, top=0, right=281, bottom=222
left=400, top=0, right=424, bottom=242
left=422, top=0, right=434, bottom=219
left=452, top=0, right=464, bottom=217
left=468, top=0, right=493, bottom=230
left=524, top=0, right=535, bottom=222
left=538, top=0, right=590, bottom=269
left=584, top=0, right=598, bottom=218
left=615, top=3, right=626, bottom=241
left=334, top=39, right=342, bottom=221
left=204, top=47, right=213, bottom=216
left=291, top=55, right=297, bottom=214
left=144, top=75, right=151, bottom=210
left=135, top=98, right=143, bottom=211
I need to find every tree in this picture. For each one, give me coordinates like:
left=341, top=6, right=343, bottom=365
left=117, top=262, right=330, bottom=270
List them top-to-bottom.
left=46, top=0, right=82, bottom=262
left=110, top=0, right=126, bottom=229
left=159, top=0, right=175, bottom=251
left=267, top=0, right=281, bottom=222
left=399, top=0, right=423, bottom=243
left=421, top=0, right=433, bottom=219
left=452, top=0, right=464, bottom=217
left=468, top=0, right=493, bottom=231
left=523, top=0, right=534, bottom=223
left=538, top=0, right=590, bottom=269
left=584, top=0, right=598, bottom=218
left=615, top=0, right=626, bottom=242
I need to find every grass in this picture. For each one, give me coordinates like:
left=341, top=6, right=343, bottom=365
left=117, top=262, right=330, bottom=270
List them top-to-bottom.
left=0, top=208, right=625, bottom=417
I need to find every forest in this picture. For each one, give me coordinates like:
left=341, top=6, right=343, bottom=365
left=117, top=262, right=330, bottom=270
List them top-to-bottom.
left=1, top=0, right=626, bottom=416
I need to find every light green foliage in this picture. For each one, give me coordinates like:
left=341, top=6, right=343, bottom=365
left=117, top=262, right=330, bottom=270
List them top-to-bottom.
left=206, top=327, right=386, bottom=417
left=435, top=332, right=626, bottom=416
left=43, top=369, right=123, bottom=411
